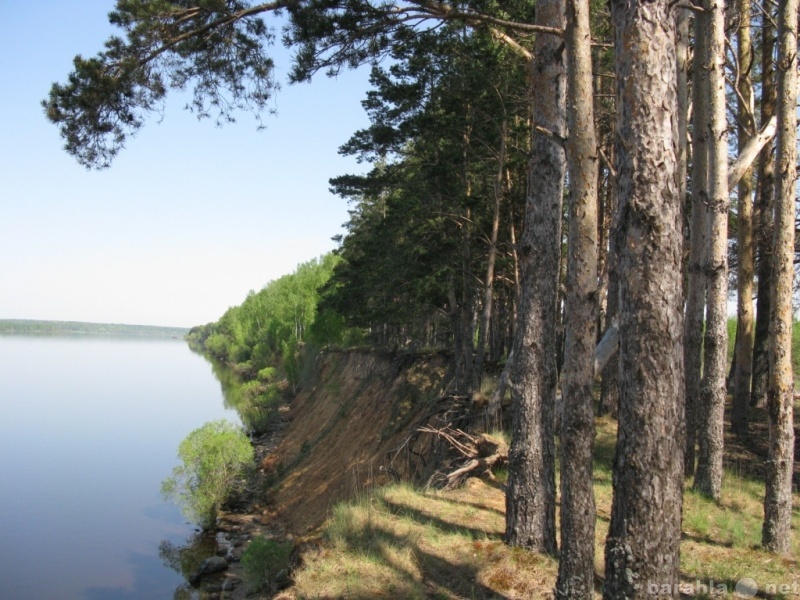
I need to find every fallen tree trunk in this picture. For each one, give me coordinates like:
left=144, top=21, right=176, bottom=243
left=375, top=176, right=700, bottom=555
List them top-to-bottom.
left=593, top=322, right=619, bottom=377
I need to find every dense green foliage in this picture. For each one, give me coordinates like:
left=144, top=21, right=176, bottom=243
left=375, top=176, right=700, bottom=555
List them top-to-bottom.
left=43, top=0, right=276, bottom=169
left=184, top=27, right=535, bottom=394
left=314, top=27, right=530, bottom=390
left=187, top=254, right=359, bottom=431
left=187, top=254, right=350, bottom=371
left=0, top=319, right=187, bottom=337
left=161, top=419, right=254, bottom=530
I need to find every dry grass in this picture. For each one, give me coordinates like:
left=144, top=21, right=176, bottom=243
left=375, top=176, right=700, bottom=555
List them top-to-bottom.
left=287, top=480, right=558, bottom=599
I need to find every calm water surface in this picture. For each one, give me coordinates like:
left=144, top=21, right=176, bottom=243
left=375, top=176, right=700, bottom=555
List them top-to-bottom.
left=0, top=335, right=238, bottom=600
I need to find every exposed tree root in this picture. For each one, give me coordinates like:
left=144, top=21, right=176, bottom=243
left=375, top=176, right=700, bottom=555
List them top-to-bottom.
left=418, top=426, right=508, bottom=489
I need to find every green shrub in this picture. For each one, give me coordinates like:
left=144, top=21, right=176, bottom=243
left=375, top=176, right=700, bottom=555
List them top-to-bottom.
left=205, top=332, right=231, bottom=360
left=282, top=338, right=300, bottom=390
left=258, top=366, right=278, bottom=381
left=240, top=380, right=265, bottom=401
left=240, top=404, right=273, bottom=434
left=161, top=419, right=254, bottom=530
left=241, top=536, right=293, bottom=592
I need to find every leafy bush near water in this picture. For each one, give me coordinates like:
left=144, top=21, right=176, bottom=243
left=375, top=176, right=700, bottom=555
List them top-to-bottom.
left=161, top=420, right=254, bottom=530
left=241, top=536, right=293, bottom=592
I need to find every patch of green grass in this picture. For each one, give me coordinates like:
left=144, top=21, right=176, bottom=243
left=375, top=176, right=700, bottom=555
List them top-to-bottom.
left=292, top=479, right=550, bottom=599
left=683, top=490, right=714, bottom=539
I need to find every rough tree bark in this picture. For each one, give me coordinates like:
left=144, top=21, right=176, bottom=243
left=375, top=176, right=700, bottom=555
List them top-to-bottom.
left=505, top=0, right=566, bottom=554
left=555, top=0, right=598, bottom=595
left=603, top=0, right=685, bottom=596
left=694, top=0, right=729, bottom=502
left=731, top=0, right=754, bottom=436
left=762, top=0, right=797, bottom=555
left=683, top=10, right=709, bottom=478
left=751, top=13, right=777, bottom=411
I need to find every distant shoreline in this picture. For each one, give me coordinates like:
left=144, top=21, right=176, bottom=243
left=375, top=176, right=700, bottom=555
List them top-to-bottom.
left=0, top=319, right=189, bottom=338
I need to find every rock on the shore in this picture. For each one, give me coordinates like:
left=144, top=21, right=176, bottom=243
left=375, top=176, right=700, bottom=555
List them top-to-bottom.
left=188, top=555, right=229, bottom=585
left=199, top=556, right=229, bottom=575
left=222, top=577, right=241, bottom=591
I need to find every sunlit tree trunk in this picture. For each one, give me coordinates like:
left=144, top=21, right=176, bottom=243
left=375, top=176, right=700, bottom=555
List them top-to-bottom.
left=505, top=0, right=566, bottom=554
left=555, top=0, right=598, bottom=595
left=604, top=0, right=685, bottom=596
left=694, top=0, right=729, bottom=501
left=762, top=0, right=797, bottom=555
left=683, top=9, right=709, bottom=478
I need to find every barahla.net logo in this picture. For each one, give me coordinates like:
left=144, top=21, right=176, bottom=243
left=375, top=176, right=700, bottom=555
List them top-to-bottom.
left=646, top=577, right=799, bottom=597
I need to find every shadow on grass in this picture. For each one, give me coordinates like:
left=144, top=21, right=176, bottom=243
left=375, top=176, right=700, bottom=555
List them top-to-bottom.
left=418, top=488, right=506, bottom=517
left=382, top=497, right=502, bottom=539
left=330, top=513, right=509, bottom=599
left=680, top=531, right=736, bottom=549
left=414, top=543, right=512, bottom=600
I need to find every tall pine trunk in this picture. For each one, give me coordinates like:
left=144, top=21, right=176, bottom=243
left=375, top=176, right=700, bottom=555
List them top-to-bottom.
left=505, top=0, right=566, bottom=554
left=555, top=0, right=598, bottom=595
left=604, top=0, right=685, bottom=596
left=693, top=0, right=729, bottom=501
left=731, top=0, right=755, bottom=436
left=762, top=0, right=797, bottom=554
left=683, top=11, right=709, bottom=477
left=751, top=13, right=777, bottom=410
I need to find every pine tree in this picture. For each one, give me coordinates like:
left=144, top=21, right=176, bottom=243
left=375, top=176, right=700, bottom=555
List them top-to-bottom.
left=603, top=1, right=685, bottom=596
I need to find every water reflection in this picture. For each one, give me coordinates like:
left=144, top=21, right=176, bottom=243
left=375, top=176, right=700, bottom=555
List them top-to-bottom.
left=188, top=346, right=248, bottom=413
left=189, top=347, right=279, bottom=434
left=161, top=349, right=252, bottom=597
left=159, top=532, right=218, bottom=599
left=159, top=532, right=216, bottom=582
left=83, top=551, right=186, bottom=600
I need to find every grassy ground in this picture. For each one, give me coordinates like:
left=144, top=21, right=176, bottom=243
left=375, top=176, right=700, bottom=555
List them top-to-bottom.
left=267, top=325, right=799, bottom=599
left=277, top=404, right=798, bottom=598
left=277, top=410, right=798, bottom=599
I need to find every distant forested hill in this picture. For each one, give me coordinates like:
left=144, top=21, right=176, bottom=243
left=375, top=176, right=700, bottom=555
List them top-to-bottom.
left=0, top=319, right=188, bottom=338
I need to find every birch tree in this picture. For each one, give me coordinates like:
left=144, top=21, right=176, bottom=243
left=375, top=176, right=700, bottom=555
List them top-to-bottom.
left=684, top=11, right=709, bottom=477
left=751, top=11, right=778, bottom=411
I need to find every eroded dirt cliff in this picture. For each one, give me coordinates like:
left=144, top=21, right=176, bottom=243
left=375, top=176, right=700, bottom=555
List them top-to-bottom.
left=267, top=348, right=452, bottom=535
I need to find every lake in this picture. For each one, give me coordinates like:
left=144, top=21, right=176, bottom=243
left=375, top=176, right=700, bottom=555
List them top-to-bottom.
left=0, top=335, right=238, bottom=600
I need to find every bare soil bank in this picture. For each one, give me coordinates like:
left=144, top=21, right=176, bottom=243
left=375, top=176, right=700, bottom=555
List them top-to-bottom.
left=206, top=348, right=467, bottom=598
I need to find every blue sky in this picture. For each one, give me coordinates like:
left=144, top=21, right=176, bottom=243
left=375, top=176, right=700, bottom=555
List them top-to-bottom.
left=0, top=1, right=372, bottom=328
